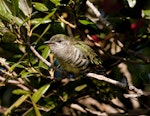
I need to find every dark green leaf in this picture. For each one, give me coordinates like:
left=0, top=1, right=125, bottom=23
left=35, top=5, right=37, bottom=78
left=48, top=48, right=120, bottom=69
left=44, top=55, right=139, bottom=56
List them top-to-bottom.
left=12, top=0, right=19, bottom=16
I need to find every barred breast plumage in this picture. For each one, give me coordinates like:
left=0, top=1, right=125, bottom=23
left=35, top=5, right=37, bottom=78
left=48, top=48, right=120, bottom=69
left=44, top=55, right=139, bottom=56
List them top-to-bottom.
left=44, top=34, right=103, bottom=75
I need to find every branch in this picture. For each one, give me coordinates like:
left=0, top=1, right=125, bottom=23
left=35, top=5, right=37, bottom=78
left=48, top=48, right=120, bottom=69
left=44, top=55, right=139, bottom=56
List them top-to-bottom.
left=86, top=0, right=114, bottom=31
left=57, top=15, right=76, bottom=29
left=116, top=39, right=150, bottom=63
left=29, top=46, right=51, bottom=67
left=0, top=57, right=17, bottom=77
left=86, top=73, right=150, bottom=97
left=0, top=76, right=29, bottom=91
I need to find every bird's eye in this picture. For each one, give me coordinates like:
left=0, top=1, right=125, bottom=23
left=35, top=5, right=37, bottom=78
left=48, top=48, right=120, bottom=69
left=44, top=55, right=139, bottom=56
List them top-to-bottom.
left=57, top=40, right=62, bottom=43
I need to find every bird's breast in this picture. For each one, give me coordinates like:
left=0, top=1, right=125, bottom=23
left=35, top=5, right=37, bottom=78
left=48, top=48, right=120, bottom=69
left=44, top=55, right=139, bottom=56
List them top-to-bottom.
left=52, top=45, right=89, bottom=74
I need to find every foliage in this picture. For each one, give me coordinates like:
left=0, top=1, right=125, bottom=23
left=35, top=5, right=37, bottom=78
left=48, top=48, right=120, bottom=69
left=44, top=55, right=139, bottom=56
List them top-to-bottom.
left=0, top=0, right=150, bottom=115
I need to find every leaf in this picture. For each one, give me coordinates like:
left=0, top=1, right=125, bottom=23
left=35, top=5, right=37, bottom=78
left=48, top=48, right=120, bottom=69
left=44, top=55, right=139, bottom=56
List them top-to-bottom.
left=0, top=0, right=13, bottom=22
left=0, top=0, right=12, bottom=14
left=0, top=0, right=24, bottom=25
left=12, top=0, right=19, bottom=16
left=19, top=0, right=32, bottom=17
left=50, top=0, right=60, bottom=6
left=33, top=2, right=48, bottom=12
left=31, top=8, right=56, bottom=32
left=144, top=10, right=150, bottom=17
left=31, top=18, right=51, bottom=24
left=79, top=19, right=93, bottom=25
left=2, top=31, right=17, bottom=43
left=38, top=46, right=50, bottom=69
left=9, top=62, right=22, bottom=72
left=20, top=70, right=37, bottom=78
left=32, top=83, right=50, bottom=103
left=75, top=84, right=87, bottom=91
left=13, top=89, right=30, bottom=95
left=4, top=95, right=29, bottom=115
left=30, top=96, right=42, bottom=116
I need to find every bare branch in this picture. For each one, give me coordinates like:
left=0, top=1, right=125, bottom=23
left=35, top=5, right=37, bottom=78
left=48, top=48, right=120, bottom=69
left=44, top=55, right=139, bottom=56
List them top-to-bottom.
left=86, top=0, right=114, bottom=31
left=57, top=15, right=76, bottom=29
left=29, top=46, right=51, bottom=67
left=0, top=57, right=17, bottom=77
left=86, top=73, right=150, bottom=97
left=0, top=76, right=29, bottom=91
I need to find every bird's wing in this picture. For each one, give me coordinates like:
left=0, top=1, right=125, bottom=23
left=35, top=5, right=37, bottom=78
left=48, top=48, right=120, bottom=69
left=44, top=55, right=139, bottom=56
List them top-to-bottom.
left=74, top=41, right=102, bottom=66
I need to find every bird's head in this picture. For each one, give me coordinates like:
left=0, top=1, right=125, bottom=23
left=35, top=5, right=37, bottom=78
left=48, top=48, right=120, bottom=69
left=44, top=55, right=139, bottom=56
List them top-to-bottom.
left=44, top=34, right=71, bottom=52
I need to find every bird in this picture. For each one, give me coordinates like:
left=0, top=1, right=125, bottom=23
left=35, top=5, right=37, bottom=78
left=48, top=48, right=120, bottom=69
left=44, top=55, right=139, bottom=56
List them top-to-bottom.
left=44, top=34, right=104, bottom=75
left=44, top=34, right=113, bottom=101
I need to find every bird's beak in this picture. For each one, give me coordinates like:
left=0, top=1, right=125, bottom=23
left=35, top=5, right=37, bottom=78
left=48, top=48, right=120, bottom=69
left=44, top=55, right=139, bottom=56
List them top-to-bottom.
left=44, top=40, right=51, bottom=44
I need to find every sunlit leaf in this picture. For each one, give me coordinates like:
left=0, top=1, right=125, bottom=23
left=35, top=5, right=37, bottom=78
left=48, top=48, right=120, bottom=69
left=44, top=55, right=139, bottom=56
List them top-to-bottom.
left=0, top=0, right=12, bottom=14
left=19, top=0, right=32, bottom=17
left=50, top=0, right=60, bottom=6
left=0, top=1, right=13, bottom=23
left=33, top=2, right=48, bottom=12
left=144, top=10, right=150, bottom=17
left=31, top=18, right=51, bottom=24
left=79, top=19, right=93, bottom=25
left=9, top=62, right=23, bottom=72
left=20, top=70, right=38, bottom=78
left=32, top=83, right=50, bottom=103
left=75, top=84, right=87, bottom=91
left=13, top=89, right=30, bottom=95
left=4, top=95, right=29, bottom=115
left=30, top=96, right=42, bottom=116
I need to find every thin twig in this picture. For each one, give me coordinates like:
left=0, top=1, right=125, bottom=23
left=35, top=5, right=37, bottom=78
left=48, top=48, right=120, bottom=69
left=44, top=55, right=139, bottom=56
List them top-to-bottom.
left=86, top=0, right=114, bottom=31
left=57, top=15, right=76, bottom=29
left=29, top=45, right=63, bottom=74
left=29, top=46, right=51, bottom=67
left=0, top=57, right=17, bottom=77
left=0, top=76, right=29, bottom=91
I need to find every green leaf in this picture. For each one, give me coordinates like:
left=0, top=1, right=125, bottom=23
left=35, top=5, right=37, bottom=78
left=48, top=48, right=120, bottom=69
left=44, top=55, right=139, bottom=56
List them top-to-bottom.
left=0, top=0, right=13, bottom=23
left=0, top=0, right=12, bottom=14
left=12, top=0, right=19, bottom=16
left=19, top=0, right=32, bottom=17
left=50, top=0, right=60, bottom=6
left=33, top=2, right=48, bottom=12
left=31, top=8, right=56, bottom=32
left=144, top=10, right=150, bottom=17
left=31, top=18, right=51, bottom=24
left=79, top=19, right=93, bottom=25
left=2, top=31, right=17, bottom=43
left=38, top=46, right=50, bottom=69
left=9, top=62, right=22, bottom=72
left=20, top=70, right=37, bottom=78
left=32, top=83, right=50, bottom=103
left=75, top=84, right=87, bottom=91
left=13, top=89, right=30, bottom=95
left=4, top=95, right=29, bottom=115
left=30, top=96, right=42, bottom=116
